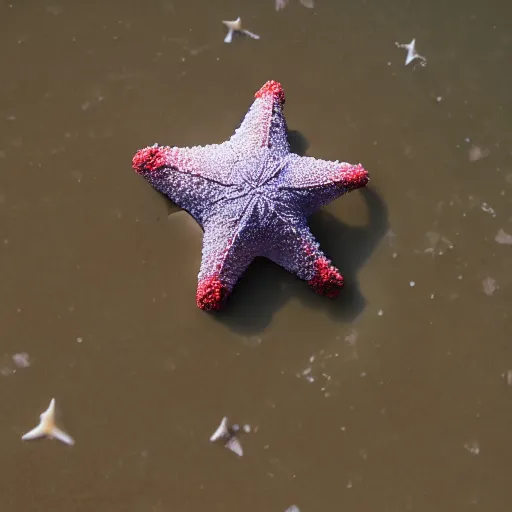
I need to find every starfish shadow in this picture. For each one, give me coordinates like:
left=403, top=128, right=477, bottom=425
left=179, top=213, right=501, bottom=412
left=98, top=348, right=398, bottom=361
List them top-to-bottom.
left=213, top=130, right=389, bottom=334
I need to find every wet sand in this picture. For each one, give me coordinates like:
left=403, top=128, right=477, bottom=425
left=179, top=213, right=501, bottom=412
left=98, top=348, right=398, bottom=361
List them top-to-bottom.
left=1, top=0, right=511, bottom=510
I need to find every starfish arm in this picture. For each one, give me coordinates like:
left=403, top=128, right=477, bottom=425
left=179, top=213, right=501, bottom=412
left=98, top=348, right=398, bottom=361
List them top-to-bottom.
left=229, top=81, right=290, bottom=179
left=132, top=143, right=238, bottom=225
left=278, top=154, right=369, bottom=214
left=195, top=209, right=261, bottom=310
left=264, top=219, right=344, bottom=297
left=21, top=424, right=46, bottom=441
left=51, top=427, right=75, bottom=446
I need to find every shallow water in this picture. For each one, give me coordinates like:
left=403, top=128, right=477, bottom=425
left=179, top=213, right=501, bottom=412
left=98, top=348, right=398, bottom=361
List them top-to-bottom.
left=1, top=0, right=511, bottom=510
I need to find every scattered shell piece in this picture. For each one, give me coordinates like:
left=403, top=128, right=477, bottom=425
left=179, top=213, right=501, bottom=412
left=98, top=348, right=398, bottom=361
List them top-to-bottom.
left=276, top=0, right=314, bottom=10
left=222, top=17, right=260, bottom=44
left=395, top=39, right=427, bottom=66
left=469, top=146, right=490, bottom=162
left=481, top=202, right=496, bottom=217
left=495, top=228, right=512, bottom=245
left=424, top=231, right=454, bottom=256
left=482, top=277, right=498, bottom=296
left=409, top=281, right=416, bottom=287
left=377, top=309, right=384, bottom=316
left=344, top=330, right=358, bottom=346
left=243, top=335, right=262, bottom=347
left=12, top=352, right=30, bottom=368
left=22, top=398, right=75, bottom=446
left=209, top=416, right=243, bottom=457
left=210, top=416, right=229, bottom=442
left=243, top=424, right=251, bottom=433
left=225, top=437, right=243, bottom=457
left=464, top=441, right=480, bottom=455
left=285, top=506, right=300, bottom=512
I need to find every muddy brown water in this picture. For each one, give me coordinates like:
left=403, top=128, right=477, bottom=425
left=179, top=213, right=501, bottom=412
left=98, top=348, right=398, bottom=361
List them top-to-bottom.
left=1, top=0, right=512, bottom=510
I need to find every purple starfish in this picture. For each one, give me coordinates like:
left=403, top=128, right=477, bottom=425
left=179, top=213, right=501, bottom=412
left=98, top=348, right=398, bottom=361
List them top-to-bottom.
left=132, top=80, right=369, bottom=311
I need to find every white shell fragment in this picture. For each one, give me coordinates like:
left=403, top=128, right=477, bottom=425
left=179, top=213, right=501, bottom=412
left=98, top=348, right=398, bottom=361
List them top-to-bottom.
left=276, top=0, right=314, bottom=10
left=222, top=17, right=260, bottom=44
left=395, top=39, right=427, bottom=66
left=495, top=228, right=512, bottom=245
left=482, top=277, right=498, bottom=296
left=12, top=352, right=30, bottom=368
left=22, top=398, right=75, bottom=446
left=209, top=416, right=243, bottom=457
left=210, top=416, right=229, bottom=442
left=225, top=436, right=244, bottom=457
left=285, top=506, right=301, bottom=512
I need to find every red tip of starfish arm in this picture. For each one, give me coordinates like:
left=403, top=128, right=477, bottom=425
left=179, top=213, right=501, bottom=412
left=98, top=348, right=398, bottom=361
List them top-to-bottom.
left=254, top=80, right=286, bottom=105
left=132, top=145, right=173, bottom=174
left=336, top=163, right=369, bottom=190
left=308, top=257, right=344, bottom=298
left=196, top=275, right=230, bottom=311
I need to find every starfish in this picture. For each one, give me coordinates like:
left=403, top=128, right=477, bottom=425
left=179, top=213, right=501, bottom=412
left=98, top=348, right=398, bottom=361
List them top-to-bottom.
left=132, top=80, right=369, bottom=311
left=21, top=398, right=75, bottom=446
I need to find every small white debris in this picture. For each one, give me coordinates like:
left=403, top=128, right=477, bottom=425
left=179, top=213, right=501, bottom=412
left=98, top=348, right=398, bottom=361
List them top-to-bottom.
left=276, top=0, right=314, bottom=10
left=222, top=17, right=260, bottom=44
left=395, top=39, right=427, bottom=66
left=436, top=96, right=443, bottom=103
left=469, top=146, right=490, bottom=162
left=481, top=202, right=496, bottom=217
left=495, top=228, right=512, bottom=245
left=392, top=252, right=398, bottom=259
left=482, top=277, right=498, bottom=296
left=409, top=281, right=416, bottom=287
left=430, top=293, right=435, bottom=299
left=377, top=309, right=384, bottom=316
left=344, top=330, right=358, bottom=345
left=243, top=335, right=262, bottom=347
left=76, top=337, right=83, bottom=343
left=12, top=352, right=30, bottom=368
left=309, top=355, right=315, bottom=363
left=0, top=366, right=12, bottom=376
left=506, top=370, right=512, bottom=386
left=306, top=375, right=315, bottom=383
left=210, top=417, right=243, bottom=457
left=210, top=417, right=229, bottom=442
left=231, top=424, right=240, bottom=433
left=243, top=424, right=251, bottom=433
left=225, top=437, right=243, bottom=457
left=464, top=441, right=480, bottom=455
left=346, top=479, right=353, bottom=489
left=285, top=506, right=300, bottom=512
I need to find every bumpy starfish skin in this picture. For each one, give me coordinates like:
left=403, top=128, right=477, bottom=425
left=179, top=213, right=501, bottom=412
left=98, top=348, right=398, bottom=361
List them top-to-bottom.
left=132, top=80, right=369, bottom=310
